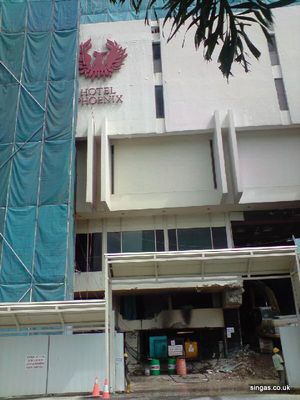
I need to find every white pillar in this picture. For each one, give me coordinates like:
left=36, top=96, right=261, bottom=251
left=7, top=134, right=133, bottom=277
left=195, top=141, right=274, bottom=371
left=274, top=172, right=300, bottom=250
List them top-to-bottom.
left=227, top=109, right=243, bottom=201
left=213, top=110, right=228, bottom=197
left=86, top=115, right=95, bottom=204
left=100, top=118, right=111, bottom=208
left=104, top=255, right=110, bottom=388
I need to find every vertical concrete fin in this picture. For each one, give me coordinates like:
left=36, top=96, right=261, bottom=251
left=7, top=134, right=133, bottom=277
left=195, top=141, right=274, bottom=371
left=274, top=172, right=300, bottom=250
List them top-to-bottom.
left=213, top=110, right=228, bottom=196
left=227, top=110, right=243, bottom=201
left=86, top=114, right=95, bottom=204
left=101, top=118, right=111, bottom=208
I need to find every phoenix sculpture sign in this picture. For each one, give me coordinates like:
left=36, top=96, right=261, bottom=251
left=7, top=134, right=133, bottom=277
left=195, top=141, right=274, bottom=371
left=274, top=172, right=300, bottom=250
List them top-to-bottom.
left=79, top=38, right=127, bottom=80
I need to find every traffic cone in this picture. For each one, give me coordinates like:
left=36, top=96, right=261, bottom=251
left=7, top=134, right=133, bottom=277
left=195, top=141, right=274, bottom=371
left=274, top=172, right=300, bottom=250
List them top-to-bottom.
left=92, top=377, right=100, bottom=397
left=102, top=378, right=110, bottom=399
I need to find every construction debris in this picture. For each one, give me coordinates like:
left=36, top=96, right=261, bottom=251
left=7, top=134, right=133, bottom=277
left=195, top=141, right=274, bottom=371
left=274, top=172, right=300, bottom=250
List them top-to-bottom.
left=129, top=346, right=277, bottom=383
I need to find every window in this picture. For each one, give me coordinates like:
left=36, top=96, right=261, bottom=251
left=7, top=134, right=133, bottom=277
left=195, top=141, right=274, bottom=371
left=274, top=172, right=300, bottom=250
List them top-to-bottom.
left=151, top=26, right=160, bottom=34
left=267, top=34, right=280, bottom=66
left=152, top=42, right=162, bottom=73
left=275, top=78, right=289, bottom=110
left=155, top=85, right=165, bottom=118
left=209, top=140, right=217, bottom=189
left=111, top=145, right=114, bottom=194
left=168, top=227, right=227, bottom=251
left=212, top=227, right=228, bottom=249
left=178, top=228, right=211, bottom=250
left=107, top=230, right=165, bottom=253
left=155, top=230, right=165, bottom=251
left=107, top=231, right=121, bottom=253
left=123, top=231, right=155, bottom=252
left=75, top=233, right=102, bottom=272
left=88, top=233, right=102, bottom=271
left=75, top=234, right=87, bottom=272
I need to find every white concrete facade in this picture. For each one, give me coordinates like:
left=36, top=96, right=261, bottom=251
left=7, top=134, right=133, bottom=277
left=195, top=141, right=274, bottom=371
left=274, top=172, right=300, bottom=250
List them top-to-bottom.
left=74, top=5, right=300, bottom=307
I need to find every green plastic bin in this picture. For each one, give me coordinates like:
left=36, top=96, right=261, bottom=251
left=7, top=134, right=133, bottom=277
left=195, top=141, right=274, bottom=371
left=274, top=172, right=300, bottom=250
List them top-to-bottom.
left=168, top=358, right=176, bottom=375
left=150, top=359, right=160, bottom=375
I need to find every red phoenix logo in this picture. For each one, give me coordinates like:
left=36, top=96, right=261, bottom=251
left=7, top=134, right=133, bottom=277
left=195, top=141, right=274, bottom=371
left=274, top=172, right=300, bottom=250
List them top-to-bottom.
left=79, top=39, right=127, bottom=80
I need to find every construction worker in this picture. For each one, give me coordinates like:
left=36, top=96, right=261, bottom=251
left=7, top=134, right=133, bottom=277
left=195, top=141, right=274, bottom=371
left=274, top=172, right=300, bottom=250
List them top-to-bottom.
left=272, top=347, right=286, bottom=386
left=124, top=352, right=131, bottom=393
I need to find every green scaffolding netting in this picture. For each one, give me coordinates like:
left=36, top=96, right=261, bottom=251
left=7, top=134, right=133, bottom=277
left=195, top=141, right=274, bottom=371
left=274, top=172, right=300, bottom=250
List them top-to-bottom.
left=0, top=0, right=78, bottom=302
left=80, top=0, right=300, bottom=24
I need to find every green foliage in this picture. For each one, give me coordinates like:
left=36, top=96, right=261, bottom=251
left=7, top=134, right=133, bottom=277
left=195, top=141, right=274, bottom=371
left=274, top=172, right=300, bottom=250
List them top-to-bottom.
left=110, top=0, right=295, bottom=78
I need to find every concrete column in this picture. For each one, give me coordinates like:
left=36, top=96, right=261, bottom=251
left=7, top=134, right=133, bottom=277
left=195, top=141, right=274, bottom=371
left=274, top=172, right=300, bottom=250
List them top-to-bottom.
left=227, top=109, right=243, bottom=201
left=213, top=110, right=228, bottom=198
left=86, top=115, right=95, bottom=204
left=101, top=118, right=111, bottom=208
left=104, top=255, right=110, bottom=390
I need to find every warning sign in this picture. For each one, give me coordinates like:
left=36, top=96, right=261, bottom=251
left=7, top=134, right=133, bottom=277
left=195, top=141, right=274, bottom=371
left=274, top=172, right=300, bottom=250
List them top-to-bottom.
left=168, top=345, right=183, bottom=356
left=25, top=355, right=46, bottom=370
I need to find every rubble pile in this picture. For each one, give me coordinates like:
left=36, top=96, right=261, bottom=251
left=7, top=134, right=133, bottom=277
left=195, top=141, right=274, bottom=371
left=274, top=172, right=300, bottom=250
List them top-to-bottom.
left=130, top=346, right=277, bottom=385
left=189, top=347, right=277, bottom=381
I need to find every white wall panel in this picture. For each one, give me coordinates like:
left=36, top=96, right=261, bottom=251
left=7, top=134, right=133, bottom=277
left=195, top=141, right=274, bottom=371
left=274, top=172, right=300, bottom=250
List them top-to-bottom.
left=274, top=6, right=300, bottom=124
left=160, top=19, right=281, bottom=131
left=77, top=20, right=156, bottom=137
left=238, top=130, right=300, bottom=203
left=110, top=135, right=221, bottom=210
left=114, top=136, right=214, bottom=194
left=280, top=325, right=300, bottom=388
left=0, top=333, right=124, bottom=397
left=47, top=333, right=124, bottom=394
left=47, top=334, right=105, bottom=393
left=0, top=336, right=48, bottom=397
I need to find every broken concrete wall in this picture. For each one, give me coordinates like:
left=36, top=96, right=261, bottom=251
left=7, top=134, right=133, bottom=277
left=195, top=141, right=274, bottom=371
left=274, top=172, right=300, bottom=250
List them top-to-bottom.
left=118, top=308, right=224, bottom=331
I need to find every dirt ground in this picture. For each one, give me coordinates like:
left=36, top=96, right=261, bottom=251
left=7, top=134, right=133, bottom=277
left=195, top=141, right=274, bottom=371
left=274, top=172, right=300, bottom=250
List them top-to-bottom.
left=128, top=350, right=279, bottom=396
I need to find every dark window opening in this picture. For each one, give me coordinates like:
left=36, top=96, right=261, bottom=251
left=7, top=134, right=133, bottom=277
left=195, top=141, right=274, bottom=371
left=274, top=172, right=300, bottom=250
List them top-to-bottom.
left=151, top=25, right=160, bottom=34
left=152, top=42, right=162, bottom=73
left=275, top=78, right=289, bottom=110
left=155, top=85, right=165, bottom=118
left=209, top=140, right=217, bottom=189
left=111, top=145, right=114, bottom=194
left=232, top=209, right=300, bottom=248
left=168, top=227, right=227, bottom=251
left=212, top=227, right=228, bottom=249
left=178, top=228, right=211, bottom=250
left=168, top=229, right=177, bottom=251
left=107, top=230, right=165, bottom=253
left=122, top=230, right=156, bottom=252
left=155, top=230, right=165, bottom=251
left=107, top=232, right=121, bottom=253
left=75, top=233, right=102, bottom=272
left=88, top=233, right=102, bottom=271
left=75, top=234, right=87, bottom=272
left=240, top=278, right=296, bottom=349
left=119, top=291, right=220, bottom=321
left=120, top=294, right=169, bottom=320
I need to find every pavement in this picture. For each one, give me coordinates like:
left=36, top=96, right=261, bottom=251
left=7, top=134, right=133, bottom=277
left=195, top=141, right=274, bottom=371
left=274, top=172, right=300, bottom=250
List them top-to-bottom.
left=12, top=395, right=300, bottom=400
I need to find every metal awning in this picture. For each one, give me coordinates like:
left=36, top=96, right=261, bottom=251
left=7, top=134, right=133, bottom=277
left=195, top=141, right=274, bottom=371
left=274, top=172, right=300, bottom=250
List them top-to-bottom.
left=105, top=246, right=298, bottom=291
left=0, top=300, right=106, bottom=333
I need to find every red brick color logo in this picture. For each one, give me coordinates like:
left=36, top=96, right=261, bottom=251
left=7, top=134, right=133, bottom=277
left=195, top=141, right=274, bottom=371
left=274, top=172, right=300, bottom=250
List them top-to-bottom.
left=79, top=39, right=127, bottom=80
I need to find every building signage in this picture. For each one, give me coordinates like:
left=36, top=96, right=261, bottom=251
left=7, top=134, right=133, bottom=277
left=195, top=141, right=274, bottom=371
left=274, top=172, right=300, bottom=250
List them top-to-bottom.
left=79, top=38, right=127, bottom=106
left=79, top=39, right=127, bottom=80
left=79, top=87, right=123, bottom=106
left=168, top=344, right=183, bottom=356
left=25, top=355, right=46, bottom=370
